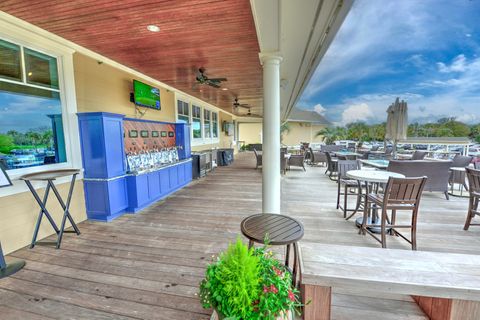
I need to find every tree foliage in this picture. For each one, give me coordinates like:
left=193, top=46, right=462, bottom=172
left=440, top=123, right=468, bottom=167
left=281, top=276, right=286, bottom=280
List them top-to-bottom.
left=316, top=118, right=479, bottom=142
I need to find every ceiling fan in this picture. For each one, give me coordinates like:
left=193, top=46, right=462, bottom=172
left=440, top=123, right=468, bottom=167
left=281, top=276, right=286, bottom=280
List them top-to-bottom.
left=195, top=67, right=227, bottom=88
left=233, top=98, right=250, bottom=109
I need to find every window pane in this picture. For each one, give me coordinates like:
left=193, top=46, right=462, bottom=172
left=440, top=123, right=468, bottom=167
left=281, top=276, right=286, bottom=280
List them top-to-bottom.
left=0, top=39, right=22, bottom=82
left=24, top=48, right=59, bottom=89
left=0, top=83, right=66, bottom=170
left=177, top=103, right=182, bottom=115
left=178, top=115, right=189, bottom=123
left=193, top=118, right=202, bottom=138
left=213, top=121, right=218, bottom=138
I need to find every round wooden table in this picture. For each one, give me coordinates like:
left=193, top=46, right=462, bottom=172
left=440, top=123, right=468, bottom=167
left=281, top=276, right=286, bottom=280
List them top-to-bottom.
left=240, top=213, right=304, bottom=286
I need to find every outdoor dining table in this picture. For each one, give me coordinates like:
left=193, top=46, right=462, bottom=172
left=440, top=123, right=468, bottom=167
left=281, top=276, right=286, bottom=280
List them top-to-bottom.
left=20, top=169, right=81, bottom=249
left=346, top=169, right=405, bottom=233
left=241, top=213, right=304, bottom=286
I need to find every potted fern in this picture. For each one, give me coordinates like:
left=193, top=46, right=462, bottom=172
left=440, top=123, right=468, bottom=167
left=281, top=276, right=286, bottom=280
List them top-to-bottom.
left=199, top=238, right=301, bottom=320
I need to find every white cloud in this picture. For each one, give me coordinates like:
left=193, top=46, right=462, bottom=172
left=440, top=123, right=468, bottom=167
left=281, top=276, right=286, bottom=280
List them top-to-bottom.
left=437, top=54, right=467, bottom=73
left=341, top=103, right=374, bottom=125
left=313, top=104, right=326, bottom=115
left=457, top=113, right=480, bottom=124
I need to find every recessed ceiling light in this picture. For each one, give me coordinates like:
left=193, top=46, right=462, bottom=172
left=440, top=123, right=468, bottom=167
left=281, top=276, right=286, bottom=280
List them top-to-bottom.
left=147, top=25, right=160, bottom=32
left=222, top=88, right=228, bottom=91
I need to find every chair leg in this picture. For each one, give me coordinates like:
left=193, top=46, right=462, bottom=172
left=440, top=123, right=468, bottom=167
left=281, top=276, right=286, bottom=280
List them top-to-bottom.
left=336, top=182, right=341, bottom=210
left=343, top=184, right=348, bottom=218
left=444, top=191, right=450, bottom=200
left=464, top=196, right=475, bottom=230
left=360, top=198, right=369, bottom=235
left=411, top=208, right=418, bottom=251
left=381, top=209, right=387, bottom=248
left=390, top=210, right=397, bottom=236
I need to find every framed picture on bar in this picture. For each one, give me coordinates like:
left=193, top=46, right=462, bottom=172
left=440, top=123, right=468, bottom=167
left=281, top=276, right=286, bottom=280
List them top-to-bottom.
left=152, top=131, right=159, bottom=137
left=161, top=131, right=167, bottom=137
left=168, top=131, right=175, bottom=137
left=0, top=164, right=12, bottom=188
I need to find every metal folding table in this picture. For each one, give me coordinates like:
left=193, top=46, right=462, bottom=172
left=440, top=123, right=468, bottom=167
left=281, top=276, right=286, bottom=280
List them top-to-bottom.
left=20, top=169, right=81, bottom=249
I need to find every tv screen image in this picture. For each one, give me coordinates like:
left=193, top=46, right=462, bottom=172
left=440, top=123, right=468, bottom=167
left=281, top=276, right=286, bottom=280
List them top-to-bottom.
left=133, top=80, right=161, bottom=110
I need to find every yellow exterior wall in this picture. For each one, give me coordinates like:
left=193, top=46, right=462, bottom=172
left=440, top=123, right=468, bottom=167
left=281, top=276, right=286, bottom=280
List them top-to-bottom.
left=74, top=53, right=176, bottom=122
left=238, top=122, right=328, bottom=147
left=239, top=122, right=263, bottom=144
left=0, top=183, right=86, bottom=254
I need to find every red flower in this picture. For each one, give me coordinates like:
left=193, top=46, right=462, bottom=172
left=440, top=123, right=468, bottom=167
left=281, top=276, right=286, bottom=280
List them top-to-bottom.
left=270, top=284, right=278, bottom=294
left=263, top=285, right=269, bottom=293
left=288, top=290, right=295, bottom=302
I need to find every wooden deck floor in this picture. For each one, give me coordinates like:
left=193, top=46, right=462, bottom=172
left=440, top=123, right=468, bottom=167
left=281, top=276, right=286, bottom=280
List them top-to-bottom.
left=2, top=152, right=478, bottom=319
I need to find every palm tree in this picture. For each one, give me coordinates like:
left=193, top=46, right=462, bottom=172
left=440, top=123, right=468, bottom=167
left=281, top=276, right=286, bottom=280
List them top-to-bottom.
left=280, top=122, right=291, bottom=143
left=316, top=126, right=346, bottom=145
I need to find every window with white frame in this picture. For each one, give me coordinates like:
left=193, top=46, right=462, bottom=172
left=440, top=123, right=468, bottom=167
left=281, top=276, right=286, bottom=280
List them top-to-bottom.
left=0, top=38, right=67, bottom=171
left=177, top=100, right=189, bottom=123
left=192, top=105, right=202, bottom=139
left=204, top=109, right=211, bottom=138
left=212, top=112, right=218, bottom=138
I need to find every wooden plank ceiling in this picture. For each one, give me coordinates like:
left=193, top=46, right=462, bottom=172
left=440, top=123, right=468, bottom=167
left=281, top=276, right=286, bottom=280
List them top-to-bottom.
left=0, top=0, right=262, bottom=114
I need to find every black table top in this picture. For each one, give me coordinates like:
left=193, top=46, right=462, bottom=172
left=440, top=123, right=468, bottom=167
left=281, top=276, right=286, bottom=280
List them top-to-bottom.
left=240, top=213, right=304, bottom=245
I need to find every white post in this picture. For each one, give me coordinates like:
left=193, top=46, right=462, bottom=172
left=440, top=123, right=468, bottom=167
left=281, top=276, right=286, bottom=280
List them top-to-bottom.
left=260, top=53, right=282, bottom=214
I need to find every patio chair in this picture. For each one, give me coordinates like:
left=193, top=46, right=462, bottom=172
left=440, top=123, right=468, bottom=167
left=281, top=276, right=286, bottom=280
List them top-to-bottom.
left=371, top=146, right=379, bottom=152
left=308, top=147, right=327, bottom=166
left=253, top=148, right=262, bottom=169
left=280, top=150, right=288, bottom=174
left=411, top=151, right=427, bottom=160
left=325, top=152, right=338, bottom=180
left=288, top=153, right=306, bottom=171
left=449, top=155, right=473, bottom=191
left=336, top=160, right=362, bottom=218
left=387, top=160, right=452, bottom=200
left=475, top=162, right=480, bottom=170
left=464, top=168, right=480, bottom=230
left=361, top=176, right=427, bottom=250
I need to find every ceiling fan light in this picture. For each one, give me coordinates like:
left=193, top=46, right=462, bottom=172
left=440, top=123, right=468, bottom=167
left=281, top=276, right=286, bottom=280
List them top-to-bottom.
left=147, top=25, right=160, bottom=32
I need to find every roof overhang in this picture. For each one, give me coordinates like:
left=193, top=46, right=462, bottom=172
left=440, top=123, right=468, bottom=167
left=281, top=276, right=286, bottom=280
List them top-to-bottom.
left=250, top=0, right=353, bottom=121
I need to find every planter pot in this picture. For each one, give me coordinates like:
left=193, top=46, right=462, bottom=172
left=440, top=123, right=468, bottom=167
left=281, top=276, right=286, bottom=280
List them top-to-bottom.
left=211, top=309, right=293, bottom=320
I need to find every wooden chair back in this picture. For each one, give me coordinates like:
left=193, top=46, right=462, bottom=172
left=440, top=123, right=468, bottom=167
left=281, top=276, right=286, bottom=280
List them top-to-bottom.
left=337, top=160, right=360, bottom=180
left=466, top=168, right=480, bottom=195
left=383, top=176, right=427, bottom=207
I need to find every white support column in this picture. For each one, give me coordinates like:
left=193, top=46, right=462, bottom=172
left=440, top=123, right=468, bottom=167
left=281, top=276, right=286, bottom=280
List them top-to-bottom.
left=260, top=53, right=283, bottom=214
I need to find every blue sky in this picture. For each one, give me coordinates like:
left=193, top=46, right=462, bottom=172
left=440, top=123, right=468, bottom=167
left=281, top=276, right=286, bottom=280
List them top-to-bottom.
left=299, top=0, right=480, bottom=126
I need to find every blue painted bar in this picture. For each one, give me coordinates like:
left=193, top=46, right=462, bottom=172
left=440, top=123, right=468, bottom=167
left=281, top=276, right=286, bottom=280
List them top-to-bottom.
left=77, top=112, right=192, bottom=221
left=126, top=159, right=192, bottom=213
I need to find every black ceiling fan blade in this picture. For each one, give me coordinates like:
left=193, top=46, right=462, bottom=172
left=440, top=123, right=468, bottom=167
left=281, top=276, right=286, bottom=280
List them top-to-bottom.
left=208, top=78, right=227, bottom=82
left=206, top=81, right=221, bottom=88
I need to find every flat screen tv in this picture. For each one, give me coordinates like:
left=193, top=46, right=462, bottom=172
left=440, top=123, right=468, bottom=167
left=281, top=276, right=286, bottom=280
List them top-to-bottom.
left=133, top=80, right=161, bottom=110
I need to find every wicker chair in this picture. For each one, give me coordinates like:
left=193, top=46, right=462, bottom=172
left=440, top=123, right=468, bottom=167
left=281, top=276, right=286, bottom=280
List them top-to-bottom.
left=308, top=147, right=327, bottom=166
left=253, top=149, right=262, bottom=169
left=280, top=150, right=288, bottom=174
left=411, top=151, right=427, bottom=160
left=325, top=152, right=338, bottom=180
left=288, top=153, right=306, bottom=171
left=449, top=155, right=473, bottom=191
left=336, top=160, right=361, bottom=218
left=387, top=160, right=452, bottom=199
left=475, top=162, right=480, bottom=169
left=464, top=168, right=480, bottom=230
left=361, top=176, right=427, bottom=250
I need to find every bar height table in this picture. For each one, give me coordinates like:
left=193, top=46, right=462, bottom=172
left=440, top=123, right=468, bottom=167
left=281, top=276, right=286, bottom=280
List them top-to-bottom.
left=20, top=169, right=81, bottom=249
